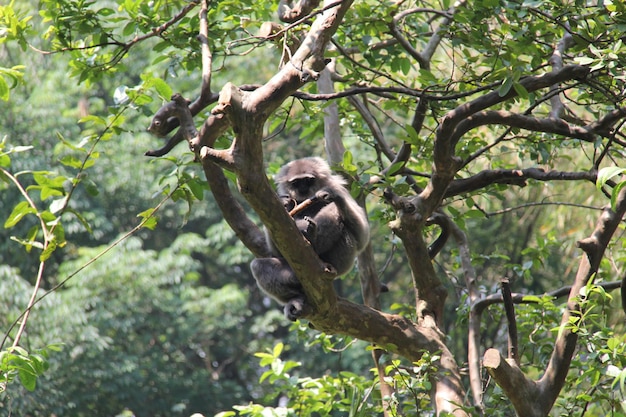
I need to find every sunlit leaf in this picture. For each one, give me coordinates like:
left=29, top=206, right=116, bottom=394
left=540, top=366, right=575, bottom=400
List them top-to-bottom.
left=596, top=166, right=626, bottom=190
left=4, top=201, right=36, bottom=228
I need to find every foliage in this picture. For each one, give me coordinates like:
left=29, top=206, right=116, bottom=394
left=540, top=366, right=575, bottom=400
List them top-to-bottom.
left=216, top=342, right=383, bottom=417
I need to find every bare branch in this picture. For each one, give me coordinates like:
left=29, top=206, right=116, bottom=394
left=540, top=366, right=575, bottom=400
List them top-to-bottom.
left=197, top=0, right=213, bottom=107
left=388, top=4, right=458, bottom=70
left=388, top=8, right=429, bottom=68
left=548, top=29, right=575, bottom=119
left=318, top=63, right=345, bottom=165
left=438, top=65, right=590, bottom=145
left=347, top=95, right=393, bottom=159
left=451, top=110, right=599, bottom=146
left=445, top=168, right=597, bottom=197
left=500, top=279, right=519, bottom=366
left=472, top=281, right=621, bottom=313
left=483, top=349, right=541, bottom=415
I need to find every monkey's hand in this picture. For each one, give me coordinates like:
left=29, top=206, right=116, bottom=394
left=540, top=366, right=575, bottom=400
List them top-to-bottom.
left=315, top=188, right=336, bottom=203
left=279, top=195, right=297, bottom=212
left=299, top=216, right=317, bottom=241
left=284, top=296, right=306, bottom=321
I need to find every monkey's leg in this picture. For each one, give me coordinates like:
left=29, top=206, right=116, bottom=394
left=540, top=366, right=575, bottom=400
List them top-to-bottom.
left=250, top=258, right=307, bottom=321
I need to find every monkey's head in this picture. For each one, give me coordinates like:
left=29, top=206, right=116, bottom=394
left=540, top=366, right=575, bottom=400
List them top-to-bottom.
left=275, top=157, right=343, bottom=203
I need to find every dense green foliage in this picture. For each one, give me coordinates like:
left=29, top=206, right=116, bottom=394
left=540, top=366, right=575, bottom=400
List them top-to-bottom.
left=1, top=0, right=626, bottom=416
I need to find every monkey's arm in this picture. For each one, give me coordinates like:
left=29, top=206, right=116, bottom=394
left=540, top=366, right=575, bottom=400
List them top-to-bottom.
left=318, top=186, right=370, bottom=251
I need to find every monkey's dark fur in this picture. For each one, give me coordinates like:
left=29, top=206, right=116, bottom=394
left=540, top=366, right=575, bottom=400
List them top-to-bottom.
left=250, top=157, right=370, bottom=321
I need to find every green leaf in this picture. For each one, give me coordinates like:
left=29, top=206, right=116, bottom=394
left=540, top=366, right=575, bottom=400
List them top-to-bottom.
left=575, top=56, right=595, bottom=65
left=0, top=75, right=9, bottom=101
left=498, top=76, right=513, bottom=97
left=151, top=78, right=173, bottom=100
left=512, top=82, right=529, bottom=99
left=405, top=124, right=419, bottom=146
left=9, top=145, right=34, bottom=154
left=0, top=153, right=10, bottom=168
left=59, top=155, right=84, bottom=169
left=386, top=161, right=405, bottom=177
left=596, top=166, right=626, bottom=190
left=186, top=178, right=205, bottom=201
left=611, top=180, right=626, bottom=211
left=49, top=197, right=68, bottom=214
left=4, top=201, right=36, bottom=228
left=65, top=207, right=93, bottom=233
left=138, top=208, right=158, bottom=230
left=464, top=209, right=484, bottom=218
left=40, top=238, right=57, bottom=262
left=521, top=295, right=542, bottom=303
left=607, top=337, right=620, bottom=351
left=272, top=342, right=284, bottom=358
left=17, top=365, right=37, bottom=391
left=214, top=412, right=237, bottom=417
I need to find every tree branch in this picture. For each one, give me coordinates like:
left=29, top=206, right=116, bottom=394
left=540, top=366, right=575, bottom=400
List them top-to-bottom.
left=198, top=0, right=357, bottom=323
left=278, top=0, right=321, bottom=23
left=548, top=29, right=574, bottom=119
left=418, top=65, right=590, bottom=231
left=437, top=65, right=590, bottom=148
left=450, top=108, right=626, bottom=148
left=445, top=168, right=597, bottom=197
left=449, top=221, right=484, bottom=412
left=500, top=279, right=519, bottom=366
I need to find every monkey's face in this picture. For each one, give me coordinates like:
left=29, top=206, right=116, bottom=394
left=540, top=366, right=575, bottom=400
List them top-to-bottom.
left=276, top=157, right=332, bottom=202
left=287, top=174, right=319, bottom=202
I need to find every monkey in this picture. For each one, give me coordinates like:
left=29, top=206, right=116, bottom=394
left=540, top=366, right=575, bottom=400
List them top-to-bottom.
left=250, top=157, right=370, bottom=321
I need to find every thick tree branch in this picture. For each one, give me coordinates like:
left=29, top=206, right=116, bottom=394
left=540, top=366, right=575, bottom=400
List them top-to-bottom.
left=193, top=0, right=357, bottom=324
left=318, top=63, right=345, bottom=165
left=437, top=65, right=590, bottom=150
left=151, top=94, right=267, bottom=256
left=450, top=108, right=626, bottom=147
left=451, top=110, right=598, bottom=145
left=445, top=168, right=597, bottom=197
left=389, top=210, right=447, bottom=327
left=483, top=350, right=541, bottom=415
